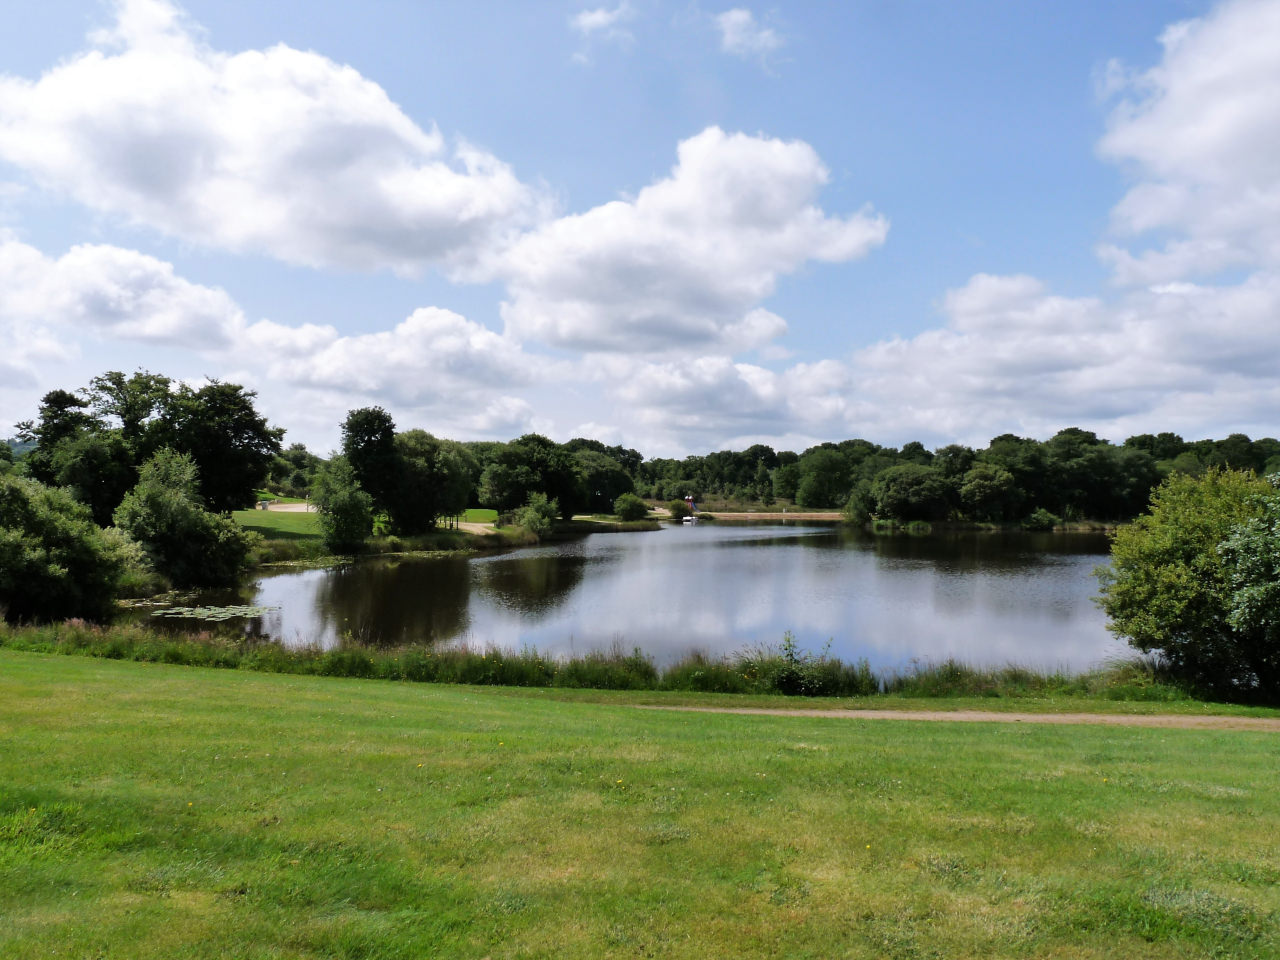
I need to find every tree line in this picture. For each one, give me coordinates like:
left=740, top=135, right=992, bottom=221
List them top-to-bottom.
left=6, top=369, right=1280, bottom=702
left=8, top=371, right=1280, bottom=538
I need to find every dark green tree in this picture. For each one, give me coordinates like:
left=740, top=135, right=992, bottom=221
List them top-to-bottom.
left=85, top=370, right=172, bottom=458
left=162, top=381, right=283, bottom=513
left=14, top=389, right=101, bottom=486
left=341, top=407, right=400, bottom=513
left=49, top=431, right=135, bottom=527
left=113, top=449, right=257, bottom=588
left=574, top=449, right=634, bottom=513
left=794, top=449, right=850, bottom=508
left=312, top=456, right=373, bottom=552
left=870, top=463, right=954, bottom=521
left=959, top=463, right=1021, bottom=522
left=0, top=474, right=126, bottom=622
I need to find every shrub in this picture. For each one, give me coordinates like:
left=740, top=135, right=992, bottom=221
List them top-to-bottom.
left=113, top=449, right=258, bottom=588
left=311, top=456, right=373, bottom=552
left=1097, top=469, right=1277, bottom=701
left=0, top=475, right=125, bottom=623
left=513, top=492, right=558, bottom=539
left=613, top=492, right=650, bottom=522
left=667, top=499, right=692, bottom=520
left=1022, top=507, right=1060, bottom=531
left=554, top=646, right=658, bottom=690
left=662, top=653, right=753, bottom=693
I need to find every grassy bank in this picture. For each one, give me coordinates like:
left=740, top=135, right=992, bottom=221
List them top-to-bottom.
left=3, top=620, right=1262, bottom=709
left=1, top=650, right=1277, bottom=959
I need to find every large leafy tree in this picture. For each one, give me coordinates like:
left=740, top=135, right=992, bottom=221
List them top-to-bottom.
left=85, top=370, right=173, bottom=458
left=16, top=372, right=281, bottom=519
left=162, top=381, right=283, bottom=513
left=15, top=390, right=101, bottom=486
left=341, top=407, right=400, bottom=513
left=478, top=434, right=581, bottom=518
left=794, top=448, right=850, bottom=508
left=573, top=449, right=633, bottom=513
left=870, top=463, right=954, bottom=521
left=1097, top=469, right=1277, bottom=701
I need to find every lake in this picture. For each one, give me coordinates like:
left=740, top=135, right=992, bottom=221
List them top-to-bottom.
left=140, top=522, right=1127, bottom=673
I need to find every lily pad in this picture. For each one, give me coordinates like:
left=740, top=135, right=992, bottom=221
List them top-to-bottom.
left=151, top=604, right=278, bottom=622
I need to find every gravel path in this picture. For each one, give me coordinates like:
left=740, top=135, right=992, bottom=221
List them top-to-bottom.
left=636, top=705, right=1280, bottom=731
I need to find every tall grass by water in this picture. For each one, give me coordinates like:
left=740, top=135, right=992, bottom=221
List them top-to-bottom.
left=0, top=620, right=1191, bottom=702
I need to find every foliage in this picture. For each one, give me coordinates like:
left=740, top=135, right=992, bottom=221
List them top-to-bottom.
left=16, top=372, right=282, bottom=519
left=152, top=380, right=284, bottom=512
left=14, top=389, right=100, bottom=485
left=341, top=406, right=400, bottom=514
left=48, top=430, right=136, bottom=526
left=478, top=434, right=582, bottom=518
left=268, top=442, right=323, bottom=498
left=575, top=448, right=635, bottom=513
left=794, top=448, right=849, bottom=508
left=113, top=449, right=258, bottom=588
left=310, top=456, right=373, bottom=552
left=869, top=463, right=953, bottom=521
left=959, top=463, right=1021, bottom=521
left=1097, top=469, right=1277, bottom=701
left=0, top=475, right=126, bottom=622
left=842, top=479, right=874, bottom=524
left=1219, top=486, right=1280, bottom=645
left=512, top=492, right=559, bottom=539
left=612, top=492, right=649, bottom=521
left=666, top=498, right=692, bottom=520
left=1022, top=507, right=1061, bottom=531
left=1, top=623, right=1204, bottom=706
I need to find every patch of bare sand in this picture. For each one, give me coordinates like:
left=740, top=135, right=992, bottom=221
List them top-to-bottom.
left=635, top=705, right=1280, bottom=731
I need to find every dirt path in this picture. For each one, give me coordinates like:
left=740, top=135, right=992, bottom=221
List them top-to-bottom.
left=265, top=502, right=316, bottom=513
left=699, top=511, right=843, bottom=520
left=455, top=521, right=497, bottom=536
left=636, top=705, right=1280, bottom=731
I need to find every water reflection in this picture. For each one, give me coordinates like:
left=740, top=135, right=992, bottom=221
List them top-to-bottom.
left=140, top=524, right=1125, bottom=672
left=472, top=546, right=589, bottom=618
left=242, top=556, right=471, bottom=648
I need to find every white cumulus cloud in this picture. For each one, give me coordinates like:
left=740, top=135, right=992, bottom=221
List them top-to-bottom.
left=0, top=0, right=542, bottom=274
left=1098, top=0, right=1280, bottom=283
left=570, top=3, right=634, bottom=37
left=716, top=9, right=783, bottom=59
left=491, top=126, right=887, bottom=353
left=0, top=237, right=245, bottom=347
left=845, top=272, right=1280, bottom=444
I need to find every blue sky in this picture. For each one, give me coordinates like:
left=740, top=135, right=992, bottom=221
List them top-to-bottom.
left=2, top=0, right=1277, bottom=456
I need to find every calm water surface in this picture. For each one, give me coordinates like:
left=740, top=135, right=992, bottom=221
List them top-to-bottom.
left=145, top=523, right=1124, bottom=671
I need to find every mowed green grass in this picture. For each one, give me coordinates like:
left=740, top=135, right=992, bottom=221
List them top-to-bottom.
left=233, top=508, right=323, bottom=540
left=462, top=508, right=498, bottom=523
left=2, top=651, right=1277, bottom=959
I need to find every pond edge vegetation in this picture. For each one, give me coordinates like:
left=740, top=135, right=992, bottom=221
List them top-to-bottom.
left=0, top=621, right=1208, bottom=705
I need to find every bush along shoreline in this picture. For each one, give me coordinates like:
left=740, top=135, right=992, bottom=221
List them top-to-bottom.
left=0, top=622, right=1197, bottom=702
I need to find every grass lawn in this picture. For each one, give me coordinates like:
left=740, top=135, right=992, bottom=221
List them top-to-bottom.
left=253, top=490, right=308, bottom=504
left=233, top=508, right=323, bottom=541
left=461, top=508, right=498, bottom=523
left=2, top=651, right=1277, bottom=959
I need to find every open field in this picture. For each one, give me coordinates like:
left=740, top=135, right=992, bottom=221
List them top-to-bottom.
left=232, top=508, right=324, bottom=541
left=2, top=651, right=1277, bottom=959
